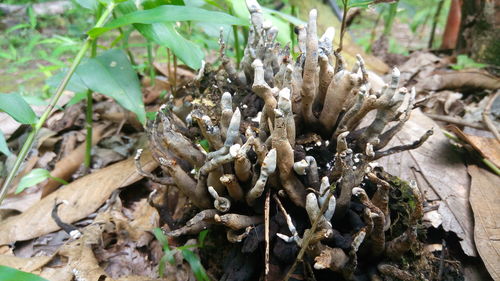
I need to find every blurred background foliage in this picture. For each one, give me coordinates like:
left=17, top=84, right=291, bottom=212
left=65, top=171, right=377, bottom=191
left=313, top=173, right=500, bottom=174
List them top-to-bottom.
left=0, top=0, right=486, bottom=97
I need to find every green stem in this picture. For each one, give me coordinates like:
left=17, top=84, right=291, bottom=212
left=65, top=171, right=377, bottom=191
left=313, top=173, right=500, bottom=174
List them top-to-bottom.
left=337, top=0, right=349, bottom=52
left=428, top=0, right=445, bottom=49
left=0, top=2, right=116, bottom=206
left=383, top=2, right=398, bottom=36
left=84, top=4, right=103, bottom=168
left=290, top=5, right=296, bottom=58
left=113, top=11, right=136, bottom=66
left=232, top=25, right=241, bottom=66
left=147, top=42, right=155, bottom=85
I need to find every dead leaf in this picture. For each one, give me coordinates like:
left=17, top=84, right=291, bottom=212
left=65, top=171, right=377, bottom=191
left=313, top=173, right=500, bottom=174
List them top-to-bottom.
left=153, top=62, right=195, bottom=82
left=417, top=70, right=500, bottom=91
left=378, top=109, right=476, bottom=256
left=42, top=123, right=109, bottom=197
left=449, top=126, right=500, bottom=168
left=0, top=150, right=158, bottom=245
left=468, top=165, right=500, bottom=281
left=0, top=254, right=53, bottom=272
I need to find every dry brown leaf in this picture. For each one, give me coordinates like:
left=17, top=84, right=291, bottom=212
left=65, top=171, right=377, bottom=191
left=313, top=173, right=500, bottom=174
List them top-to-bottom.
left=153, top=62, right=195, bottom=81
left=418, top=71, right=500, bottom=91
left=378, top=109, right=476, bottom=256
left=42, top=123, right=109, bottom=197
left=450, top=127, right=500, bottom=168
left=0, top=150, right=157, bottom=245
left=468, top=165, right=500, bottom=281
left=0, top=254, right=53, bottom=272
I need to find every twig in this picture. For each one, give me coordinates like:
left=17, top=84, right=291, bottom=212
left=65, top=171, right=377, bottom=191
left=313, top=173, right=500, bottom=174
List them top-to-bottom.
left=482, top=91, right=500, bottom=142
left=425, top=113, right=493, bottom=130
left=284, top=187, right=335, bottom=281
left=264, top=190, right=270, bottom=280
left=437, top=239, right=446, bottom=280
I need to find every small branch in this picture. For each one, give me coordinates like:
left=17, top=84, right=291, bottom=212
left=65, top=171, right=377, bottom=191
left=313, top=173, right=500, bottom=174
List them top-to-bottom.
left=482, top=91, right=500, bottom=142
left=425, top=113, right=492, bottom=130
left=284, top=186, right=335, bottom=281
left=264, top=190, right=270, bottom=280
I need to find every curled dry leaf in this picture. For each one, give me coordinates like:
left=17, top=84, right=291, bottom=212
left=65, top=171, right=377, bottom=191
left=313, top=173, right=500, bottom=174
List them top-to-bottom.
left=417, top=70, right=500, bottom=92
left=377, top=109, right=476, bottom=256
left=42, top=123, right=109, bottom=197
left=448, top=125, right=500, bottom=169
left=0, top=150, right=157, bottom=245
left=468, top=165, right=500, bottom=281
left=0, top=254, right=53, bottom=273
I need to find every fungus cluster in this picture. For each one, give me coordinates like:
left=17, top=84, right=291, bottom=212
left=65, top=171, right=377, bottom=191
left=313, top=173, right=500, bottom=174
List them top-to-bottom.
left=136, top=0, right=433, bottom=279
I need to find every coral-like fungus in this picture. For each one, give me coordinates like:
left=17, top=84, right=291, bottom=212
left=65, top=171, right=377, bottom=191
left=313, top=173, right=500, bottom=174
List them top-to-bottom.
left=136, top=0, right=433, bottom=279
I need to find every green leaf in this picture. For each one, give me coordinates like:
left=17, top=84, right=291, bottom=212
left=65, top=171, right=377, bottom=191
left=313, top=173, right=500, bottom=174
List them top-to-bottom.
left=75, top=0, right=99, bottom=10
left=142, top=0, right=185, bottom=9
left=226, top=0, right=250, bottom=20
left=347, top=0, right=374, bottom=8
left=88, top=5, right=248, bottom=38
left=261, top=7, right=305, bottom=26
left=137, top=22, right=205, bottom=69
left=75, top=49, right=146, bottom=124
left=451, top=55, right=486, bottom=70
left=47, top=71, right=89, bottom=94
left=65, top=92, right=88, bottom=108
left=0, top=93, right=37, bottom=124
left=146, top=111, right=158, bottom=121
left=0, top=130, right=11, bottom=156
left=198, top=139, right=210, bottom=152
left=15, top=168, right=51, bottom=194
left=153, top=227, right=169, bottom=250
left=198, top=229, right=209, bottom=246
left=181, top=249, right=210, bottom=281
left=158, top=255, right=168, bottom=276
left=0, top=266, right=49, bottom=281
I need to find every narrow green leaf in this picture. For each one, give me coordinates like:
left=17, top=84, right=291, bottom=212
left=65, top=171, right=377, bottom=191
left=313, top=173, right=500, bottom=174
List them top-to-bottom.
left=226, top=0, right=250, bottom=20
left=88, top=5, right=248, bottom=37
left=261, top=7, right=306, bottom=26
left=136, top=22, right=204, bottom=69
left=75, top=49, right=146, bottom=124
left=47, top=71, right=89, bottom=94
left=65, top=92, right=88, bottom=108
left=0, top=93, right=37, bottom=124
left=146, top=111, right=158, bottom=121
left=0, top=131, right=11, bottom=156
left=15, top=168, right=51, bottom=194
left=48, top=175, right=69, bottom=185
left=153, top=227, right=169, bottom=250
left=198, top=229, right=208, bottom=246
left=181, top=249, right=210, bottom=281
left=158, top=255, right=168, bottom=276
left=0, top=266, right=49, bottom=281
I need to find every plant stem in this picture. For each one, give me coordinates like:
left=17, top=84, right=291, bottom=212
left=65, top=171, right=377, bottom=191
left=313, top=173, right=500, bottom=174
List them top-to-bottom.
left=337, top=0, right=349, bottom=52
left=428, top=0, right=445, bottom=49
left=0, top=2, right=116, bottom=206
left=383, top=2, right=398, bottom=36
left=84, top=4, right=103, bottom=169
left=290, top=5, right=296, bottom=57
left=113, top=11, right=136, bottom=66
left=232, top=25, right=241, bottom=66
left=147, top=42, right=155, bottom=86
left=284, top=186, right=336, bottom=281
